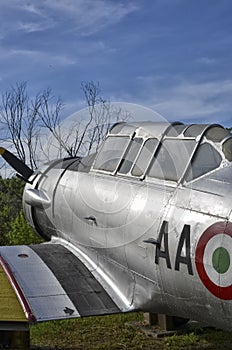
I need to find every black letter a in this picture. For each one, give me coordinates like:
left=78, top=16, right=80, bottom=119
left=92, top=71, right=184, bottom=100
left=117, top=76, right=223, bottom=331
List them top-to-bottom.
left=155, top=221, right=171, bottom=269
left=175, top=225, right=193, bottom=275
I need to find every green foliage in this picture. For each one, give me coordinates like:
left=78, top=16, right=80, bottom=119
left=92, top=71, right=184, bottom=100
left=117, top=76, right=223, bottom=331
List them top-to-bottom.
left=0, top=176, right=41, bottom=246
left=0, top=176, right=24, bottom=245
left=6, top=209, right=42, bottom=245
left=31, top=313, right=162, bottom=350
left=30, top=315, right=232, bottom=350
left=164, top=332, right=200, bottom=349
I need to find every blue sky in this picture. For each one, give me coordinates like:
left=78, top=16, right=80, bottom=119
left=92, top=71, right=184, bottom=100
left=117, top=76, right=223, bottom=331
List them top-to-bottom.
left=0, top=0, right=232, bottom=126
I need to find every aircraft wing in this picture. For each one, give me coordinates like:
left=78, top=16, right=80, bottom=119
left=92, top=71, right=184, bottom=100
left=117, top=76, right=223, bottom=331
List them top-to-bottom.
left=0, top=242, right=125, bottom=323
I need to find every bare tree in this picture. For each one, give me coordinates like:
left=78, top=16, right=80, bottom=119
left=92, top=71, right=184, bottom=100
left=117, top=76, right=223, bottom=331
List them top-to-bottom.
left=0, top=81, right=129, bottom=173
left=38, top=81, right=129, bottom=159
left=77, top=81, right=127, bottom=156
left=0, top=82, right=62, bottom=170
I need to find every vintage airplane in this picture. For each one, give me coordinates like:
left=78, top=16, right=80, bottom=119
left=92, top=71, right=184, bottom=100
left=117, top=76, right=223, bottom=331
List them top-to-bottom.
left=0, top=120, right=232, bottom=331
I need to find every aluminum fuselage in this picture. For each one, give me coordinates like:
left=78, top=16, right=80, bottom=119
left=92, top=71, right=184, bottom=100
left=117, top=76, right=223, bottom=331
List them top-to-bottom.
left=23, top=157, right=232, bottom=330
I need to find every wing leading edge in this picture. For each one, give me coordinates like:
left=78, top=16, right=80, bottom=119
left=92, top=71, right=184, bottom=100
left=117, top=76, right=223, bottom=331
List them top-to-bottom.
left=0, top=243, right=122, bottom=323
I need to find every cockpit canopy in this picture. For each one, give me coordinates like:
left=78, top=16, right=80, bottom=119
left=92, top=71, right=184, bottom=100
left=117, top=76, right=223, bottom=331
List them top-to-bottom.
left=92, top=122, right=232, bottom=184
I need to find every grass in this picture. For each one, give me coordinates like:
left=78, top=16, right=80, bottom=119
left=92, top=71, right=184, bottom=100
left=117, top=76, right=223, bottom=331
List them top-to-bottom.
left=30, top=313, right=232, bottom=350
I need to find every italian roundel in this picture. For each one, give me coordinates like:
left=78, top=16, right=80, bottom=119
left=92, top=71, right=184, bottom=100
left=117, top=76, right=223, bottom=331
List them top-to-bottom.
left=195, top=221, right=232, bottom=300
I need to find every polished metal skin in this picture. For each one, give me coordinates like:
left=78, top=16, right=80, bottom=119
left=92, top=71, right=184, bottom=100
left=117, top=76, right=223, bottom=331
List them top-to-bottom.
left=1, top=121, right=232, bottom=330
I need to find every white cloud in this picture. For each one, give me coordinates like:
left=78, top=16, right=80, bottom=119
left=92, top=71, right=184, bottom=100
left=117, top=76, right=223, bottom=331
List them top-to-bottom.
left=44, top=0, right=138, bottom=24
left=0, top=1, right=138, bottom=36
left=23, top=3, right=44, bottom=16
left=17, top=21, right=53, bottom=33
left=0, top=45, right=77, bottom=75
left=10, top=48, right=77, bottom=66
left=196, top=57, right=216, bottom=65
left=133, top=76, right=232, bottom=125
left=152, top=80, right=232, bottom=124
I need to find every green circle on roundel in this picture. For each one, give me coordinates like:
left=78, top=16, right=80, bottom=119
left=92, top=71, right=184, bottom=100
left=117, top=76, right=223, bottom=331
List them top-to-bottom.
left=212, top=247, right=230, bottom=274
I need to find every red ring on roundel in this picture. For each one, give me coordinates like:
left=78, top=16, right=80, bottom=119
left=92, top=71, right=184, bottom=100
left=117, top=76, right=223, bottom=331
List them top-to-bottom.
left=195, top=221, right=232, bottom=300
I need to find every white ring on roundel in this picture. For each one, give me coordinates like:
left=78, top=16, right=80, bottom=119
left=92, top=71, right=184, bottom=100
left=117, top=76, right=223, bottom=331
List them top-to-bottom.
left=203, top=234, right=232, bottom=288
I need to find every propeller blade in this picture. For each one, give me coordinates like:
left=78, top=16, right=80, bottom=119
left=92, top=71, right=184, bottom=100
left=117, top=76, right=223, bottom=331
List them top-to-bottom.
left=0, top=147, right=33, bottom=180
